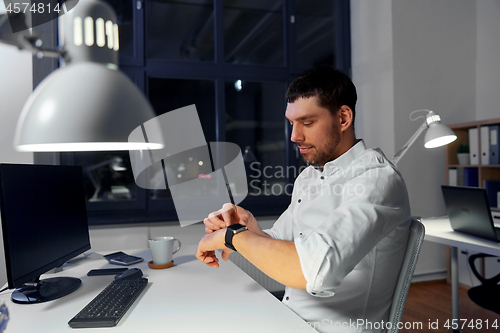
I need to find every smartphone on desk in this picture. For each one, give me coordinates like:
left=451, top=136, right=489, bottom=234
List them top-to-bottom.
left=103, top=251, right=144, bottom=266
left=87, top=268, right=128, bottom=276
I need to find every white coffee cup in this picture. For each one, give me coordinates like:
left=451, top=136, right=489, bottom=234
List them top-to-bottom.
left=148, top=236, right=181, bottom=265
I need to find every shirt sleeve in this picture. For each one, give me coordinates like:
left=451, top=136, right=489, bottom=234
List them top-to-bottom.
left=294, top=162, right=411, bottom=297
left=263, top=205, right=294, bottom=241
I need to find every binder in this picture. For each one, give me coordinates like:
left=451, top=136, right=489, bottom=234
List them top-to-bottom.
left=490, top=125, right=499, bottom=164
left=480, top=126, right=490, bottom=165
left=469, top=128, right=479, bottom=165
left=448, top=168, right=457, bottom=186
left=448, top=168, right=464, bottom=186
left=457, top=168, right=464, bottom=186
left=463, top=168, right=478, bottom=187
left=484, top=179, right=500, bottom=207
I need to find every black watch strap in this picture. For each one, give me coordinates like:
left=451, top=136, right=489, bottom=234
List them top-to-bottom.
left=224, top=224, right=247, bottom=252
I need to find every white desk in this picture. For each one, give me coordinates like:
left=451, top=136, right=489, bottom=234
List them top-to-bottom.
left=421, top=217, right=500, bottom=331
left=0, top=245, right=316, bottom=333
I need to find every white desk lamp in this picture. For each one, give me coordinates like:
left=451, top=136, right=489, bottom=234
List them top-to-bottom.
left=0, top=0, right=163, bottom=152
left=393, top=109, right=457, bottom=165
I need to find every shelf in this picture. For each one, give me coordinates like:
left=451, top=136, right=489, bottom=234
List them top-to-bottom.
left=445, top=118, right=500, bottom=186
left=449, top=118, right=500, bottom=129
left=448, top=165, right=500, bottom=168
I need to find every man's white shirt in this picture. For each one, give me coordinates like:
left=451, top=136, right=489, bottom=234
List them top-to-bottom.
left=265, top=140, right=411, bottom=333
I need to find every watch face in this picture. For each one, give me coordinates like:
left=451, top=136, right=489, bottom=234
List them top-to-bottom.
left=228, top=223, right=244, bottom=231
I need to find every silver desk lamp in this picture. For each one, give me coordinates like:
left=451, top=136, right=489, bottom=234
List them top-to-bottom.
left=0, top=0, right=163, bottom=152
left=393, top=109, right=457, bottom=165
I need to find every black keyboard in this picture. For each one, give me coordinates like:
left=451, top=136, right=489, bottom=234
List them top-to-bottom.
left=68, top=278, right=148, bottom=328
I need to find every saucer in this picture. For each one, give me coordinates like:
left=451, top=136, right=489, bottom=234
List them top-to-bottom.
left=148, top=260, right=174, bottom=269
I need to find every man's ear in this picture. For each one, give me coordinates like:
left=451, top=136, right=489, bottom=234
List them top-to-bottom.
left=338, top=105, right=353, bottom=133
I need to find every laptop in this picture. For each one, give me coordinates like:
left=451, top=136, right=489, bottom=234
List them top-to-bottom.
left=441, top=185, right=500, bottom=242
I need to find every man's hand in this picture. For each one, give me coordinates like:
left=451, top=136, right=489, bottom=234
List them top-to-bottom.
left=203, top=203, right=239, bottom=234
left=204, top=203, right=263, bottom=235
left=196, top=229, right=233, bottom=268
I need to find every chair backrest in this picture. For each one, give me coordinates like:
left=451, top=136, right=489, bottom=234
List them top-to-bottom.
left=387, top=218, right=425, bottom=333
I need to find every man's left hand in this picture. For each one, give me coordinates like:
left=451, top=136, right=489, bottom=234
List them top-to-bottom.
left=196, top=229, right=234, bottom=268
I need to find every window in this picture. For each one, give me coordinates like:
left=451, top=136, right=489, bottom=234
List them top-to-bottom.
left=34, top=0, right=351, bottom=225
left=147, top=0, right=215, bottom=61
left=224, top=0, right=284, bottom=66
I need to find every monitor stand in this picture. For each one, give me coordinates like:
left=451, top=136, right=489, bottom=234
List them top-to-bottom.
left=11, top=277, right=82, bottom=304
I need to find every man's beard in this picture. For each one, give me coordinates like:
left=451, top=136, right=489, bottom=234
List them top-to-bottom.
left=300, top=129, right=340, bottom=167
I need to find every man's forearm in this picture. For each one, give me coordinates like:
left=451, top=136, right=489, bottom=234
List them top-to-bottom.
left=249, top=226, right=273, bottom=238
left=232, top=230, right=307, bottom=289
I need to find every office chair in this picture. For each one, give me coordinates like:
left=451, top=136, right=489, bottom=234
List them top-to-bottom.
left=387, top=218, right=425, bottom=333
left=467, top=253, right=500, bottom=315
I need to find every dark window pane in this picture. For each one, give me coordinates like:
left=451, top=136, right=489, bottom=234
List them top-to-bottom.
left=103, top=0, right=134, bottom=59
left=147, top=0, right=215, bottom=61
left=224, top=0, right=284, bottom=66
left=295, top=0, right=335, bottom=68
left=148, top=78, right=216, bottom=199
left=225, top=80, right=288, bottom=197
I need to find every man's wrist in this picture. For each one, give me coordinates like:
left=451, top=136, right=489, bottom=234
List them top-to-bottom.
left=231, top=228, right=249, bottom=252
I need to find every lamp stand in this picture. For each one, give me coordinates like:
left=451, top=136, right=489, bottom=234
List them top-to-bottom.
left=393, top=121, right=428, bottom=165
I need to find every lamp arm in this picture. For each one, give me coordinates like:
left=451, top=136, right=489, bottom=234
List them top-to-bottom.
left=0, top=13, right=63, bottom=59
left=18, top=34, right=64, bottom=59
left=393, top=121, right=428, bottom=165
left=85, top=158, right=118, bottom=202
left=85, top=158, right=119, bottom=173
left=86, top=168, right=102, bottom=201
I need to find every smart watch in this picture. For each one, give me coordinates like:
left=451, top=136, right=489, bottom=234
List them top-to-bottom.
left=224, top=223, right=248, bottom=252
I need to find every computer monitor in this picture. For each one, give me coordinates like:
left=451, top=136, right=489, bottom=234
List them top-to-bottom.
left=0, top=163, right=91, bottom=304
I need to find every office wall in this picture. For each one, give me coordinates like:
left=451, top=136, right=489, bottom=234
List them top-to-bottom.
left=351, top=0, right=395, bottom=155
left=392, top=0, right=476, bottom=217
left=394, top=0, right=477, bottom=280
left=476, top=0, right=500, bottom=121
left=0, top=3, right=34, bottom=289
left=0, top=43, right=33, bottom=287
left=0, top=52, right=33, bottom=164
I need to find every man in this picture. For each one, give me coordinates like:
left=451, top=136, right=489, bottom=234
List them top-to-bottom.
left=196, top=66, right=411, bottom=333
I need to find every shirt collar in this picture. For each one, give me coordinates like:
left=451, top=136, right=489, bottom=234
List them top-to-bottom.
left=321, top=139, right=366, bottom=175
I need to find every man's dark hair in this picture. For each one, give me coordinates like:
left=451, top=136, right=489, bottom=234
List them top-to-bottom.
left=286, top=66, right=357, bottom=128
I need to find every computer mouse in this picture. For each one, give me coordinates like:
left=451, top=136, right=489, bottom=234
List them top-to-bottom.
left=114, top=268, right=143, bottom=280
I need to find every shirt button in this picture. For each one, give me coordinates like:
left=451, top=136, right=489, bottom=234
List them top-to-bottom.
left=320, top=176, right=324, bottom=180
left=298, top=199, right=301, bottom=203
left=311, top=292, right=316, bottom=295
left=286, top=296, right=289, bottom=301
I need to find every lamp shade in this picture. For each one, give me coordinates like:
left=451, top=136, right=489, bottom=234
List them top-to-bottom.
left=14, top=62, right=163, bottom=151
left=424, top=120, right=457, bottom=149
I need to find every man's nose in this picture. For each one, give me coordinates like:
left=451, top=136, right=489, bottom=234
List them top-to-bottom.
left=290, top=125, right=304, bottom=143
